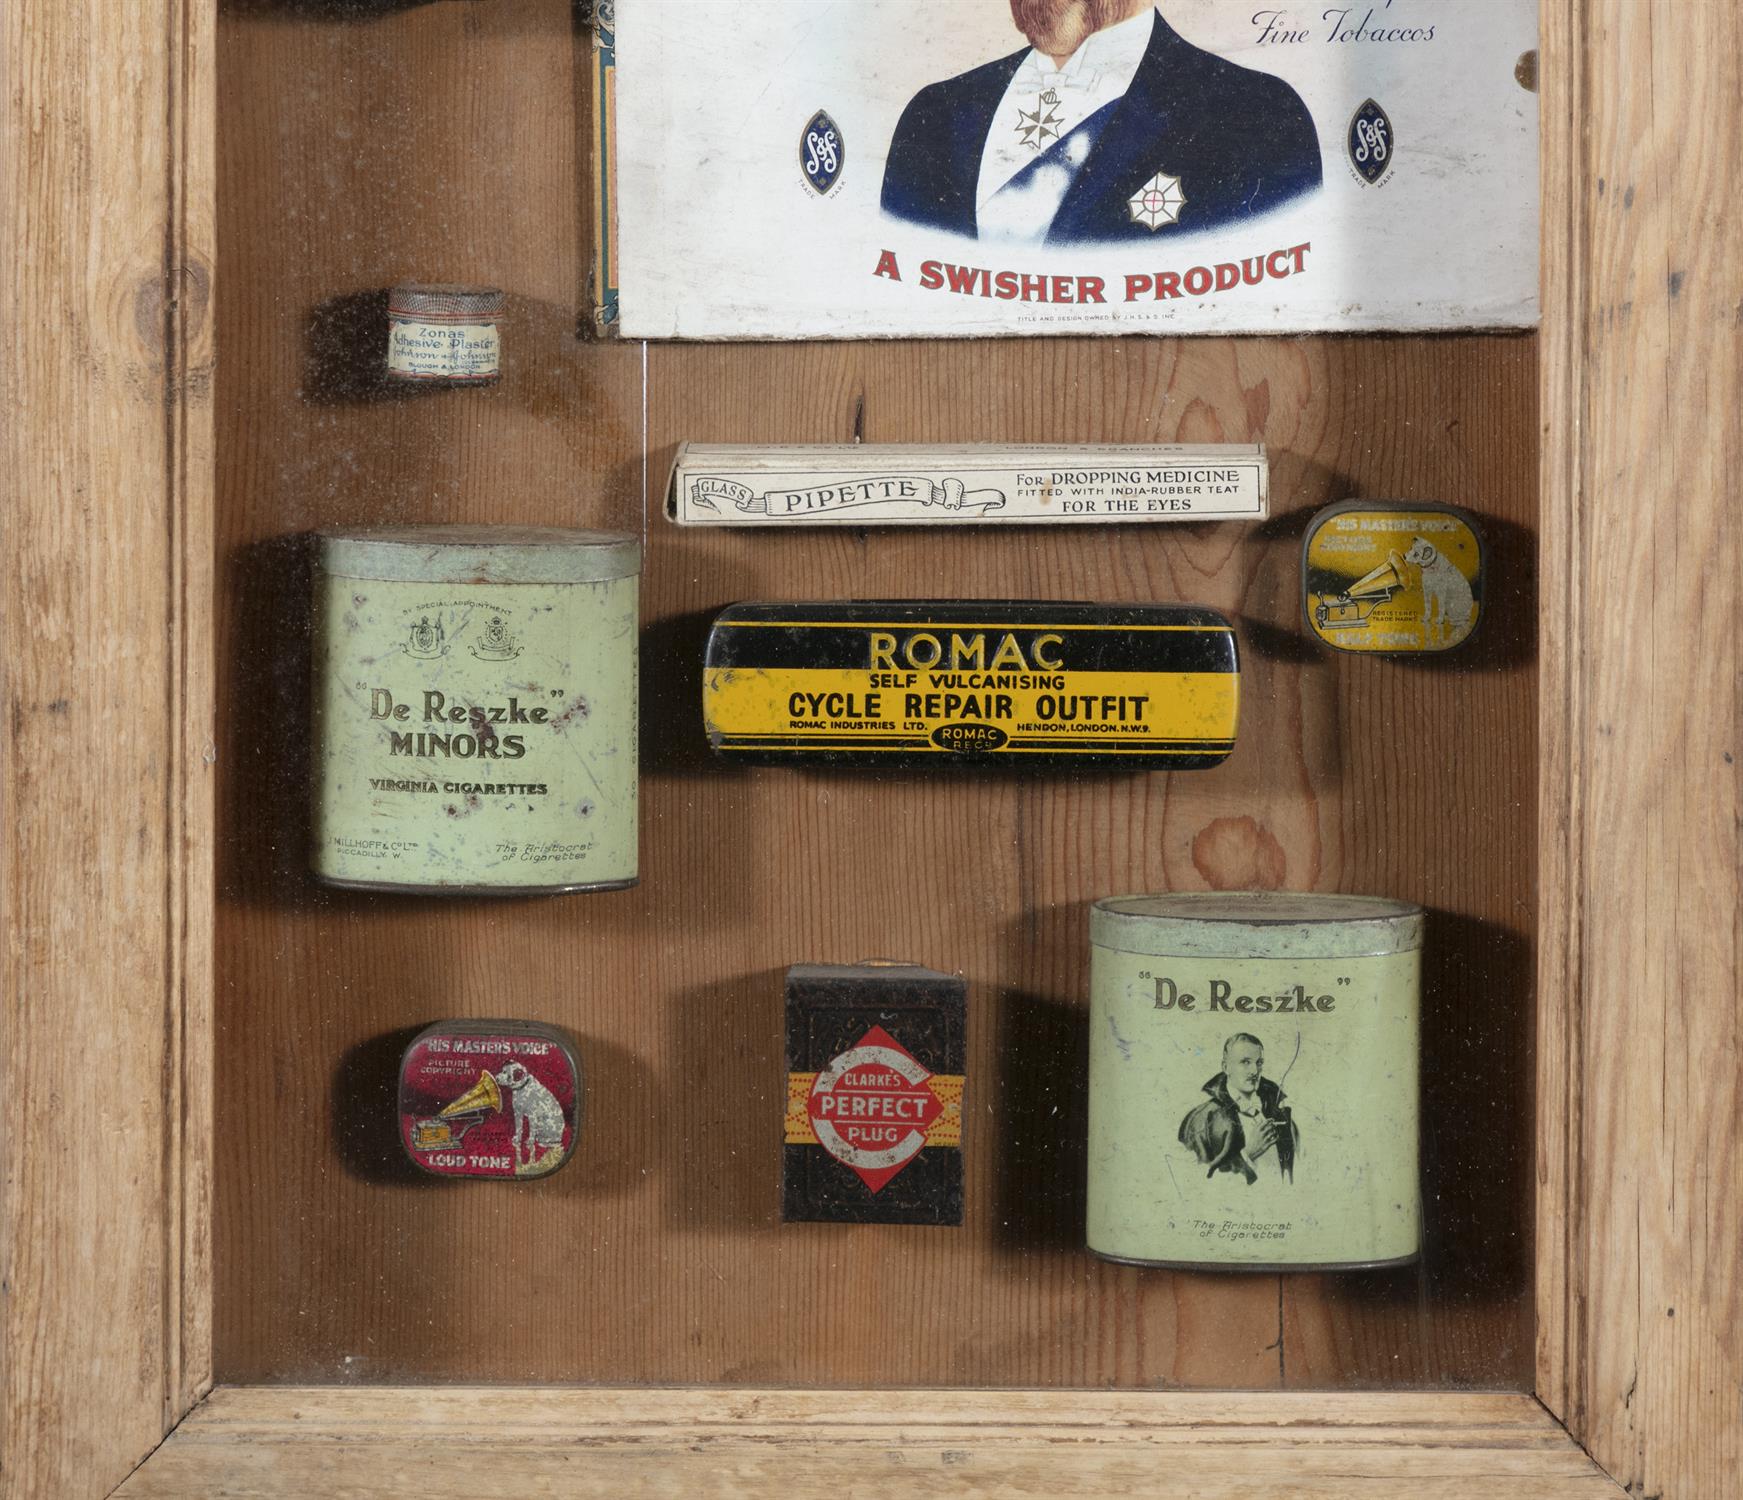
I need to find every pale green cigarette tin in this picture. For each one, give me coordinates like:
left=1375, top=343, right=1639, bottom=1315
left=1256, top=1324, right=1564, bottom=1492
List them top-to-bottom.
left=311, top=526, right=640, bottom=895
left=1087, top=891, right=1423, bottom=1271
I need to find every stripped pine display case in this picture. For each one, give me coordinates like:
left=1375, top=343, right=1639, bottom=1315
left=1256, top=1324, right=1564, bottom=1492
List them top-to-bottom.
left=2, top=1, right=1737, bottom=1495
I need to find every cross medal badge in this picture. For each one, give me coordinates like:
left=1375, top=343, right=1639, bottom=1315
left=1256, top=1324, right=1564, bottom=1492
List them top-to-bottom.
left=1016, top=88, right=1064, bottom=150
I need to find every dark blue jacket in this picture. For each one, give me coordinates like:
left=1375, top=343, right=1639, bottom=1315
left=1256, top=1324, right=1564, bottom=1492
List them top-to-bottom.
left=881, top=10, right=1321, bottom=243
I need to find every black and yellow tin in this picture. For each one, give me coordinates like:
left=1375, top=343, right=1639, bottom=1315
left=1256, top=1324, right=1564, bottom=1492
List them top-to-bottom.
left=1303, top=501, right=1486, bottom=654
left=702, top=600, right=1239, bottom=768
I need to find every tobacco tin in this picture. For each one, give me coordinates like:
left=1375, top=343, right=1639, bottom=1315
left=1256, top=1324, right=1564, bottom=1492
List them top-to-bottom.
left=1303, top=500, right=1486, bottom=653
left=312, top=525, right=640, bottom=895
left=703, top=600, right=1239, bottom=769
left=1087, top=891, right=1423, bottom=1271
left=783, top=962, right=965, bottom=1225
left=399, top=1019, right=583, bottom=1180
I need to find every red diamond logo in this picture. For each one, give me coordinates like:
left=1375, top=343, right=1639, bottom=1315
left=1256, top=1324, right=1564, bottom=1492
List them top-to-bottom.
left=805, top=1026, right=940, bottom=1192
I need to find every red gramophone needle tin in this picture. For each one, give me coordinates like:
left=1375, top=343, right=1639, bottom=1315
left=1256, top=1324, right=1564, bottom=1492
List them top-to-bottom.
left=398, top=1020, right=582, bottom=1180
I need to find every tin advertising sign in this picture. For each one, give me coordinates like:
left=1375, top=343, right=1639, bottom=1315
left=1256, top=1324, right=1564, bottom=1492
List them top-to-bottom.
left=613, top=0, right=1539, bottom=338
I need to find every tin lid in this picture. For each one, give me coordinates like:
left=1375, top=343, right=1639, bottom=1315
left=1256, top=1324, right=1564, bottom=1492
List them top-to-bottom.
left=388, top=283, right=505, bottom=319
left=1301, top=499, right=1487, bottom=655
left=318, top=526, right=640, bottom=584
left=1091, top=891, right=1423, bottom=959
left=398, top=1019, right=584, bottom=1182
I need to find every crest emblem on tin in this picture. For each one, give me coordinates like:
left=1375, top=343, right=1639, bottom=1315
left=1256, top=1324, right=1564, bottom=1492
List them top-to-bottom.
left=1348, top=99, right=1394, bottom=185
left=800, top=109, right=844, bottom=195
left=1128, top=171, right=1186, bottom=230
left=405, top=615, right=446, bottom=658
left=469, top=615, right=521, bottom=661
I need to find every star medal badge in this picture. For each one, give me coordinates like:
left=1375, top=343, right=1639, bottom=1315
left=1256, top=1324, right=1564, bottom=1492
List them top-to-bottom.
left=1016, top=87, right=1063, bottom=151
left=1128, top=170, right=1186, bottom=230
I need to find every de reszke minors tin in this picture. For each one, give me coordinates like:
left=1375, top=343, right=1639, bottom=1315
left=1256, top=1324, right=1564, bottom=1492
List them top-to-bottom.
left=311, top=525, right=640, bottom=894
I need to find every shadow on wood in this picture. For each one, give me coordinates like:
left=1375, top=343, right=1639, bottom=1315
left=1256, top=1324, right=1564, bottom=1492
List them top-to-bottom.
left=218, top=532, right=322, bottom=909
left=667, top=969, right=783, bottom=1234
left=991, top=988, right=1089, bottom=1257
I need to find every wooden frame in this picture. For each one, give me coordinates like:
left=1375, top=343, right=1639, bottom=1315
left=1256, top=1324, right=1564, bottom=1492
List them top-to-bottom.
left=3, top=0, right=1736, bottom=1493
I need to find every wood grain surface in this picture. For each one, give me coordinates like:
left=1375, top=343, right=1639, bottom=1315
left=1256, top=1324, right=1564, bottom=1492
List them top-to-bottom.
left=1, top=0, right=214, bottom=1495
left=213, top=1, right=1537, bottom=1389
left=1536, top=2, right=1743, bottom=1496
left=115, top=1386, right=1622, bottom=1499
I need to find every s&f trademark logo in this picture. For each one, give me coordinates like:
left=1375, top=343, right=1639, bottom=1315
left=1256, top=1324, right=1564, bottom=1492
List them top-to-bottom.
left=1348, top=98, right=1394, bottom=186
left=800, top=109, right=843, bottom=195
left=1128, top=169, right=1187, bottom=230
left=805, top=1026, right=940, bottom=1192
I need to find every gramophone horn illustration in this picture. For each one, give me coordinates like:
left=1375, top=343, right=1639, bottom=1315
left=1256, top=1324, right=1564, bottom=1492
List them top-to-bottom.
left=1304, top=502, right=1486, bottom=655
left=1315, top=549, right=1405, bottom=629
left=398, top=1021, right=584, bottom=1180
left=409, top=1068, right=502, bottom=1150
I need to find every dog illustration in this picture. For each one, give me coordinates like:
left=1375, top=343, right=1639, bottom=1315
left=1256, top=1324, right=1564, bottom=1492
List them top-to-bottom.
left=1404, top=537, right=1475, bottom=645
left=495, top=1061, right=566, bottom=1172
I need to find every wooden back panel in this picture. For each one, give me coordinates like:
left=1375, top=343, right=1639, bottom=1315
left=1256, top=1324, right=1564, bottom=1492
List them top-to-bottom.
left=214, top=0, right=1535, bottom=1387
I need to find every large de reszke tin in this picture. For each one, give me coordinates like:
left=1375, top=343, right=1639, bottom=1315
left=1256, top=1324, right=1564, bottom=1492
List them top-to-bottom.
left=312, top=525, right=640, bottom=894
left=1086, top=892, right=1423, bottom=1271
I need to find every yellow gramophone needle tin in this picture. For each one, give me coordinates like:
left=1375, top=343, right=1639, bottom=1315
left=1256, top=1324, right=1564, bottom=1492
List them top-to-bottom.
left=1303, top=501, right=1487, bottom=654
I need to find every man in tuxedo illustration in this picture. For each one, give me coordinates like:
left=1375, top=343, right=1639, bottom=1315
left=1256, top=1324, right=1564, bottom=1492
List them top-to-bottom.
left=881, top=0, right=1322, bottom=244
left=1178, top=1032, right=1300, bottom=1185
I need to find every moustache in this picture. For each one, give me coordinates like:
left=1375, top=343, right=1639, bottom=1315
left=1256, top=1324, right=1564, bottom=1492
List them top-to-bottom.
left=1009, top=0, right=1124, bottom=43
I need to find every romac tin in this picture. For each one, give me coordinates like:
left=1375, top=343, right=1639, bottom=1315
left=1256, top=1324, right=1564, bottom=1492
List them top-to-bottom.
left=385, top=284, right=505, bottom=384
left=1302, top=500, right=1487, bottom=654
left=312, top=526, right=640, bottom=894
left=702, top=600, right=1239, bottom=768
left=1087, top=892, right=1423, bottom=1271
left=399, top=1020, right=582, bottom=1180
